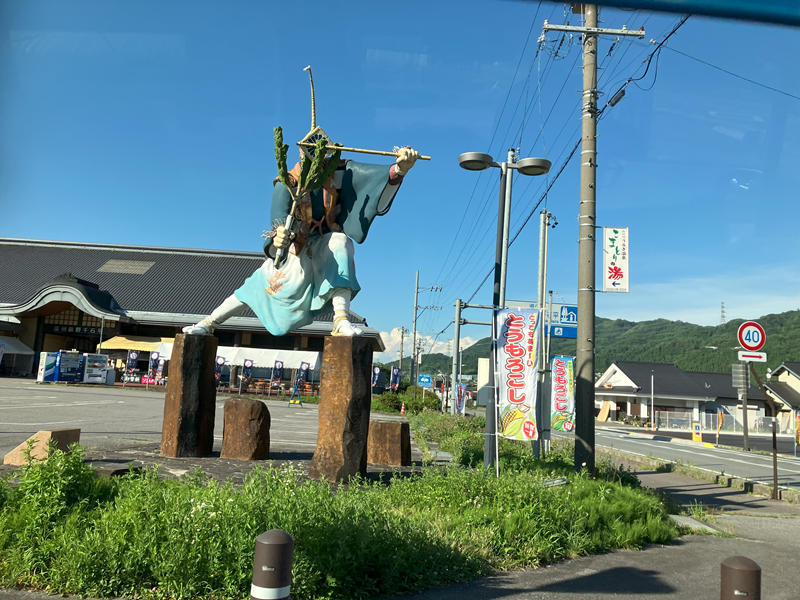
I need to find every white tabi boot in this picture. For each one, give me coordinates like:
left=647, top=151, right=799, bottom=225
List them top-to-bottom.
left=331, top=289, right=363, bottom=337
left=182, top=294, right=247, bottom=335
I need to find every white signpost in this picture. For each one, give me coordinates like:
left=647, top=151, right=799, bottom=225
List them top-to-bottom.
left=602, top=227, right=629, bottom=293
left=734, top=321, right=766, bottom=455
left=738, top=351, right=767, bottom=363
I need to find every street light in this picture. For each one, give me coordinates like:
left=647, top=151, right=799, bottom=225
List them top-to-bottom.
left=458, top=148, right=551, bottom=470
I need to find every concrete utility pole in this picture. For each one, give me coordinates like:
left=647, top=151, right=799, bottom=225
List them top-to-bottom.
left=543, top=5, right=644, bottom=474
left=411, top=271, right=419, bottom=391
left=451, top=299, right=462, bottom=415
left=398, top=326, right=408, bottom=379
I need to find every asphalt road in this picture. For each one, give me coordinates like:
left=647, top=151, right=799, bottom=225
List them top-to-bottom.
left=0, top=380, right=411, bottom=460
left=3, top=381, right=797, bottom=492
left=572, top=425, right=800, bottom=491
left=655, top=428, right=796, bottom=453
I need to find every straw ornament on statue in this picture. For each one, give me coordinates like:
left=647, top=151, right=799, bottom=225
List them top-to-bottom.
left=272, top=66, right=430, bottom=268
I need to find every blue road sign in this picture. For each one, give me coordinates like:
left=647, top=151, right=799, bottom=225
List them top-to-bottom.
left=545, top=303, right=577, bottom=338
left=418, top=373, right=432, bottom=388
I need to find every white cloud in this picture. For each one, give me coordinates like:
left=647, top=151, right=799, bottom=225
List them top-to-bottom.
left=375, top=328, right=478, bottom=363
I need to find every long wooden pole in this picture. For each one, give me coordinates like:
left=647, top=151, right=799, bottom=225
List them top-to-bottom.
left=296, top=142, right=431, bottom=160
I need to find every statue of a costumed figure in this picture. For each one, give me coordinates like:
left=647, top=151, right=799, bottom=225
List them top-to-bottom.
left=183, top=68, right=423, bottom=338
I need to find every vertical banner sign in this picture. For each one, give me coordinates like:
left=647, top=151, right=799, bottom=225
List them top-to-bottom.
left=603, top=227, right=629, bottom=293
left=495, top=309, right=539, bottom=441
left=125, top=350, right=139, bottom=375
left=147, top=352, right=160, bottom=383
left=214, top=356, right=225, bottom=385
left=550, top=356, right=575, bottom=432
left=156, top=358, right=165, bottom=384
left=241, top=359, right=254, bottom=388
left=271, top=360, right=284, bottom=388
left=297, top=362, right=310, bottom=384
left=371, top=365, right=381, bottom=388
left=390, top=367, right=401, bottom=391
left=456, top=383, right=466, bottom=415
left=717, top=408, right=725, bottom=436
left=795, top=413, right=799, bottom=447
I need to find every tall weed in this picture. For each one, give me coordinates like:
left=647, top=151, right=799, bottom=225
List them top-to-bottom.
left=0, top=436, right=677, bottom=600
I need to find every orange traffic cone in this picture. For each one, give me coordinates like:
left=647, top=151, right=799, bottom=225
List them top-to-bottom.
left=400, top=402, right=406, bottom=415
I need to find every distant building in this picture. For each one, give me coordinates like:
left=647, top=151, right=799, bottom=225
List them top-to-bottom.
left=0, top=238, right=384, bottom=377
left=595, top=361, right=777, bottom=433
left=764, top=362, right=800, bottom=433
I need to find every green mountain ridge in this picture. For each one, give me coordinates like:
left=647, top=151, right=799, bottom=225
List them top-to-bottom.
left=381, top=310, right=799, bottom=379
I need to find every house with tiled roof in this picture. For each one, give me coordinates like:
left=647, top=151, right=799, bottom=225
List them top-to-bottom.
left=0, top=238, right=384, bottom=377
left=595, top=361, right=772, bottom=432
left=765, top=362, right=800, bottom=434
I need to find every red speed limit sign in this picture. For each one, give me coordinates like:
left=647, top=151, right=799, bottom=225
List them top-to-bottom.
left=738, top=321, right=765, bottom=352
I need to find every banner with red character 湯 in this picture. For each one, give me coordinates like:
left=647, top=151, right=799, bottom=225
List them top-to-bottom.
left=603, top=227, right=629, bottom=293
left=494, top=309, right=539, bottom=441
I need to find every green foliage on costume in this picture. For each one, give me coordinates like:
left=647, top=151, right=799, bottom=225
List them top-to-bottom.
left=273, top=127, right=291, bottom=190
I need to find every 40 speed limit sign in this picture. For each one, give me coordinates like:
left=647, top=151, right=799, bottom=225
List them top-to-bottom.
left=738, top=321, right=765, bottom=352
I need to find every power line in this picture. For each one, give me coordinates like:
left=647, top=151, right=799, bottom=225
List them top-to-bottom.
left=431, top=4, right=543, bottom=289
left=463, top=15, right=690, bottom=305
left=659, top=44, right=800, bottom=100
left=465, top=138, right=581, bottom=303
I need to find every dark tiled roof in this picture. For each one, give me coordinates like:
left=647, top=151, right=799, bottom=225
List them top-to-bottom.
left=0, top=238, right=265, bottom=317
left=602, top=361, right=768, bottom=402
left=611, top=361, right=706, bottom=397
left=779, top=362, right=800, bottom=378
left=684, top=370, right=767, bottom=401
left=765, top=381, right=800, bottom=409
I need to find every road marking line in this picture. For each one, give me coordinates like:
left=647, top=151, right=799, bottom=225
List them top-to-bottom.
left=0, top=400, right=116, bottom=410
left=1, top=420, right=84, bottom=425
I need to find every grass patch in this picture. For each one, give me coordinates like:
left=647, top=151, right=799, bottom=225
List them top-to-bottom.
left=0, top=429, right=678, bottom=600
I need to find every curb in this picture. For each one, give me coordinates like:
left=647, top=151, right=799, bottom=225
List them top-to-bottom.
left=624, top=431, right=715, bottom=448
left=598, top=446, right=800, bottom=506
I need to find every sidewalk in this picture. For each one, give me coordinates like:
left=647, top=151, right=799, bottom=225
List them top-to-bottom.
left=390, top=465, right=799, bottom=600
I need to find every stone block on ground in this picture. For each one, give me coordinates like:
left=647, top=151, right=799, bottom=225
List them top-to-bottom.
left=161, top=333, right=218, bottom=458
left=309, top=336, right=372, bottom=481
left=221, top=398, right=270, bottom=460
left=367, top=421, right=411, bottom=466
left=3, top=429, right=81, bottom=466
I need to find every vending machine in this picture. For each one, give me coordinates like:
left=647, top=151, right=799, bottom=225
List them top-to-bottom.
left=54, top=351, right=83, bottom=383
left=36, top=352, right=58, bottom=382
left=82, top=353, right=109, bottom=384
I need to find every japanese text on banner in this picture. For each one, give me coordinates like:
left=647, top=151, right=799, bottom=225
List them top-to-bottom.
left=603, top=227, right=629, bottom=293
left=494, top=309, right=539, bottom=441
left=550, top=356, right=575, bottom=432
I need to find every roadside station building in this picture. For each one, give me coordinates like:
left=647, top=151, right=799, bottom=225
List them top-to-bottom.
left=0, top=238, right=384, bottom=379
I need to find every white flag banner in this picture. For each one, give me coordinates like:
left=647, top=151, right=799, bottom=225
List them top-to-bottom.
left=603, top=227, right=629, bottom=293
left=494, top=308, right=539, bottom=441
left=550, top=356, right=575, bottom=432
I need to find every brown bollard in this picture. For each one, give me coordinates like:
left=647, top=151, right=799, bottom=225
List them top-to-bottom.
left=251, top=530, right=294, bottom=600
left=720, top=556, right=761, bottom=600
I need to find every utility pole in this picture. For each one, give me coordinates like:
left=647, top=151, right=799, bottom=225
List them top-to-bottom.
left=543, top=5, right=644, bottom=475
left=411, top=271, right=419, bottom=393
left=411, top=272, right=442, bottom=404
left=451, top=299, right=462, bottom=415
left=398, top=326, right=409, bottom=379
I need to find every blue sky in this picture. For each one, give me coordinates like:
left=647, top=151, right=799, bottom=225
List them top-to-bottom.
left=1, top=1, right=798, bottom=363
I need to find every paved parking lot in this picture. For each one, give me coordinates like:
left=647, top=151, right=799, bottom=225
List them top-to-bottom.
left=0, top=379, right=419, bottom=481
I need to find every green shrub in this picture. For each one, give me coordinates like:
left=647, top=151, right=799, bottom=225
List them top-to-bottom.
left=0, top=441, right=677, bottom=600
